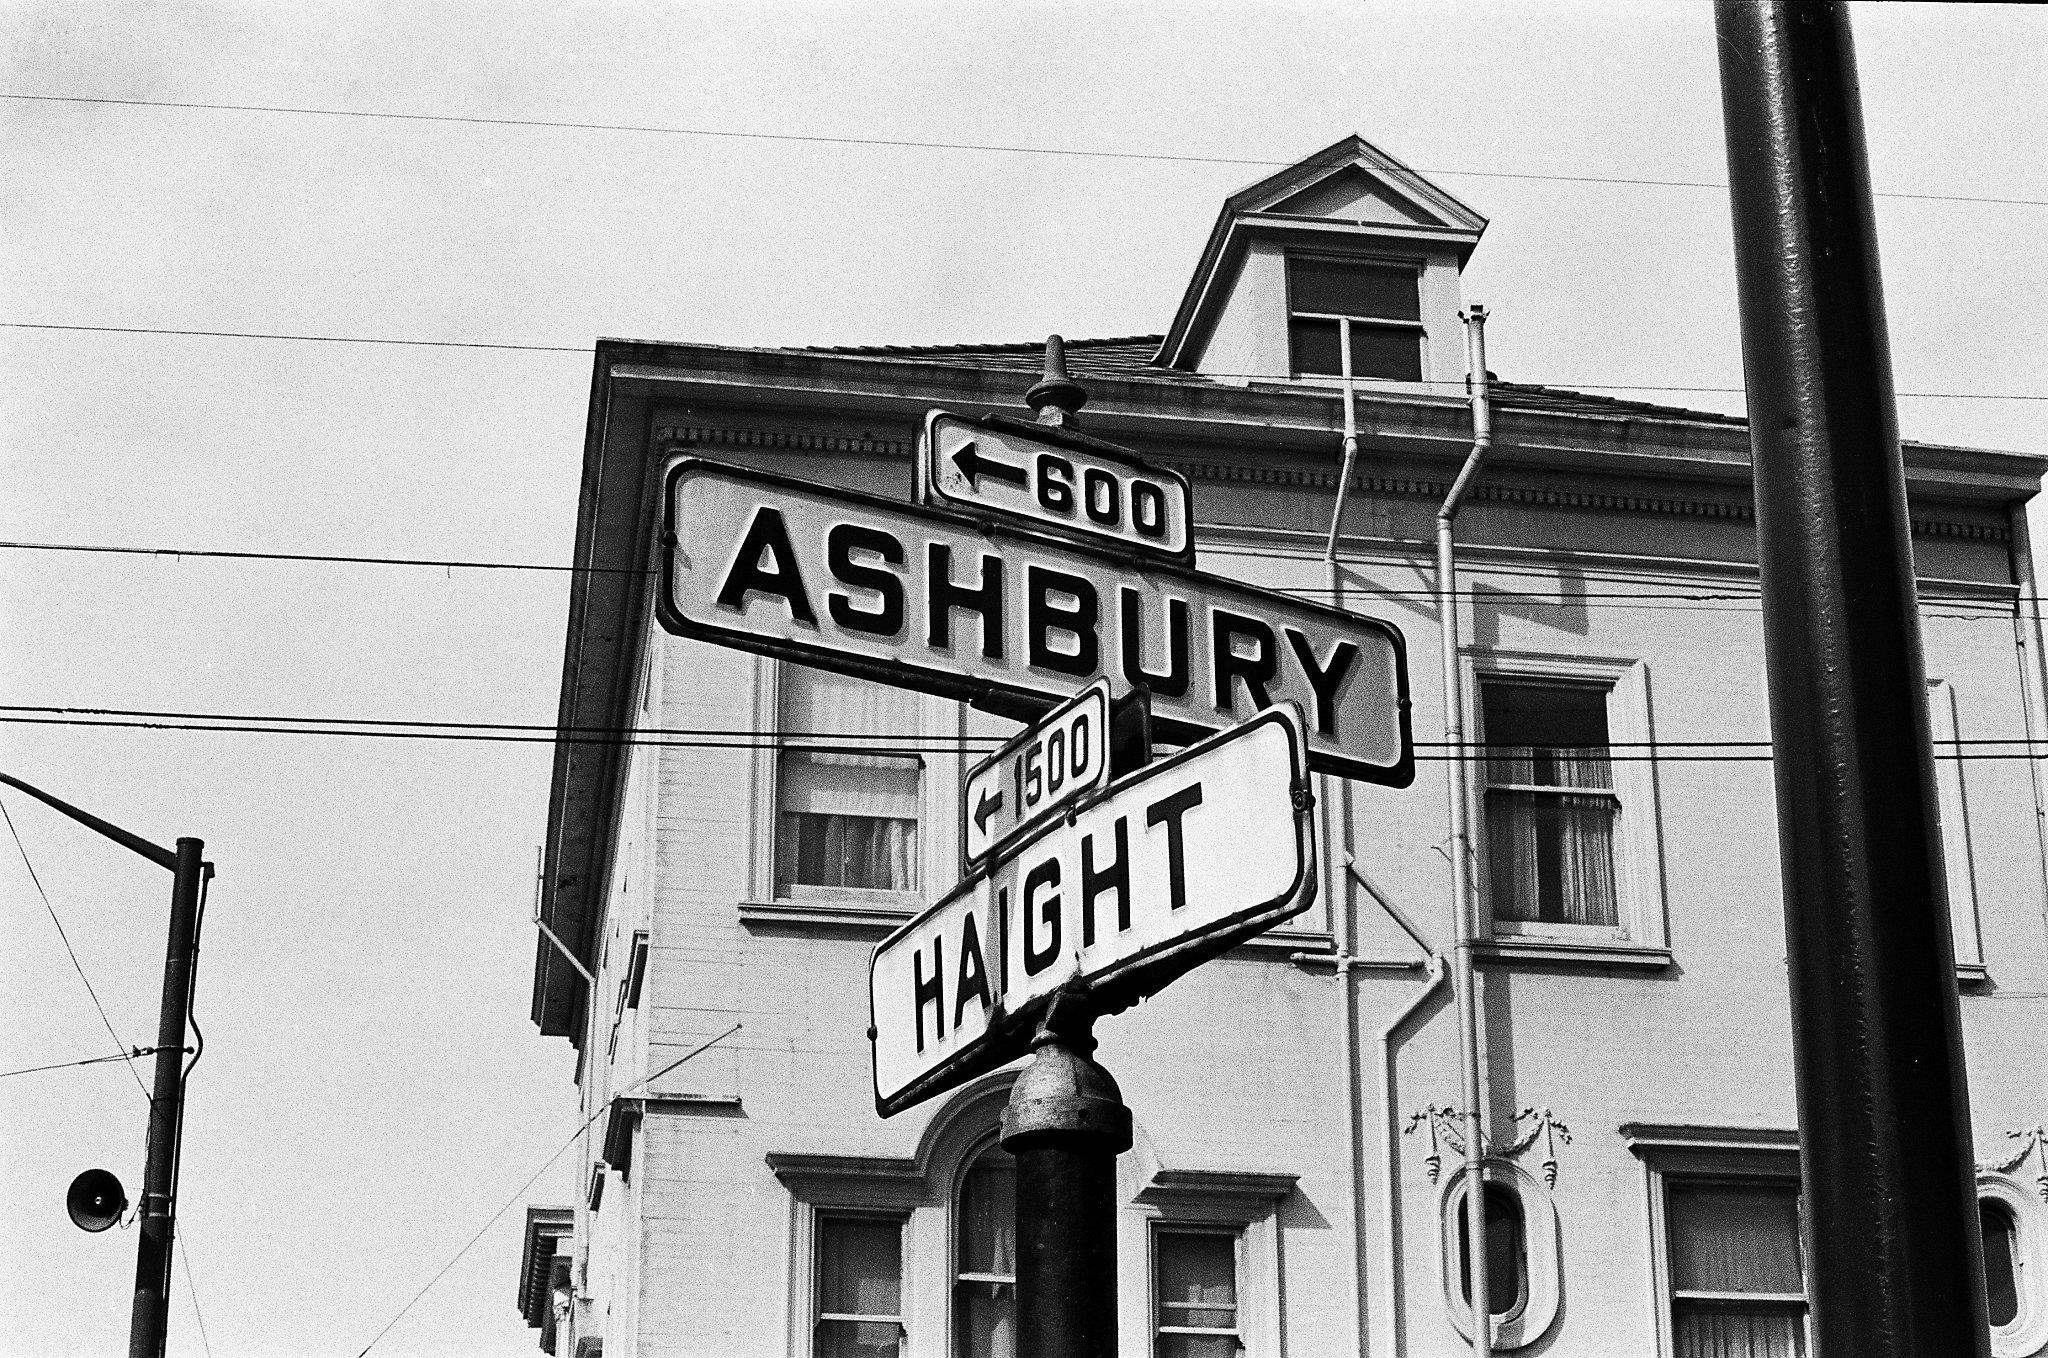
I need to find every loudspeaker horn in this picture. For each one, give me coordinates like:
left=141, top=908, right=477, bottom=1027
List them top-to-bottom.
left=67, top=1168, right=128, bottom=1233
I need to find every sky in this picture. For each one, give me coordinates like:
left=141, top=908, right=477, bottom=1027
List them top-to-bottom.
left=2, top=3, right=2043, bottom=1355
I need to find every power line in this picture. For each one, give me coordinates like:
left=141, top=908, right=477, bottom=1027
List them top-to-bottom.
left=4, top=91, right=2043, bottom=209
left=4, top=322, right=2044, bottom=403
left=0, top=537, right=639, bottom=575
left=3, top=709, right=2043, bottom=762
left=0, top=797, right=151, bottom=1100
left=353, top=1022, right=743, bottom=1358
left=0, top=1044, right=183, bottom=1079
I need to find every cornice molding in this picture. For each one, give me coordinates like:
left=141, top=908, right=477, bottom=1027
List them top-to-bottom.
left=654, top=424, right=2009, bottom=541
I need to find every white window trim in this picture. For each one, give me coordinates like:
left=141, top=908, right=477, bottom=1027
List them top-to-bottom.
left=1283, top=249, right=1431, bottom=386
left=1464, top=649, right=1672, bottom=966
left=749, top=657, right=966, bottom=921
left=1928, top=678, right=1989, bottom=981
left=768, top=1075, right=1019, bottom=1358
left=1622, top=1123, right=1804, bottom=1358
left=1437, top=1159, right=1562, bottom=1349
left=1129, top=1168, right=1296, bottom=1358
left=1979, top=1171, right=2048, bottom=1357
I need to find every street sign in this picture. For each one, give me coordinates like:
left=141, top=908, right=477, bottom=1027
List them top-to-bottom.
left=919, top=411, right=1195, bottom=564
left=659, top=457, right=1413, bottom=787
left=962, top=679, right=1113, bottom=871
left=868, top=704, right=1316, bottom=1116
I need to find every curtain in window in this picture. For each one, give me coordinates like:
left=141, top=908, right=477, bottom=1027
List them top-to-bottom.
left=779, top=664, right=921, bottom=892
left=1485, top=746, right=1618, bottom=926
left=956, top=1144, right=1015, bottom=1358
left=1669, top=1183, right=1805, bottom=1358
left=817, top=1217, right=902, bottom=1358
left=1155, top=1231, right=1239, bottom=1358
left=1674, top=1311, right=1803, bottom=1358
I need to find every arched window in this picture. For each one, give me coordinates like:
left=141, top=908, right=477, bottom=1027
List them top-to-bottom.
left=954, top=1140, right=1016, bottom=1358
left=1439, top=1162, right=1561, bottom=1348
left=1978, top=1173, right=2048, bottom=1357
left=1457, top=1184, right=1528, bottom=1322
left=1984, top=1199, right=2020, bottom=1330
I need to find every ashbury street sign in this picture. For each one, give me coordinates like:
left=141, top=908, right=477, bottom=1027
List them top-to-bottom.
left=919, top=411, right=1195, bottom=563
left=658, top=458, right=1414, bottom=786
left=962, top=678, right=1113, bottom=870
left=867, top=705, right=1317, bottom=1116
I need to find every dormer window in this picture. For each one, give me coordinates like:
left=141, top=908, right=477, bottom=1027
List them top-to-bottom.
left=1286, top=255, right=1423, bottom=381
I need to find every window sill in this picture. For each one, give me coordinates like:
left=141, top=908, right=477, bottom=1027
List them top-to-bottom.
left=739, top=898, right=917, bottom=938
left=1475, top=937, right=1673, bottom=970
left=1957, top=961, right=1990, bottom=985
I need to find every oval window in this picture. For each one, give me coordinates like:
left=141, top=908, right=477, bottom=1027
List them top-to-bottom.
left=1458, top=1184, right=1528, bottom=1320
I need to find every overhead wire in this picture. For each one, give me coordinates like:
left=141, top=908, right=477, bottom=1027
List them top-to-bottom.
left=3, top=91, right=2043, bottom=208
left=3, top=322, right=2042, bottom=404
left=1, top=708, right=2043, bottom=762
left=0, top=796, right=152, bottom=1100
left=352, top=1021, right=743, bottom=1358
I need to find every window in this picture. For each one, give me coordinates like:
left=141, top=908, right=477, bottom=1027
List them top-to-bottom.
left=1286, top=255, right=1423, bottom=381
left=777, top=663, right=922, bottom=895
left=1481, top=679, right=1619, bottom=929
left=954, top=1141, right=1015, bottom=1358
left=1437, top=1162, right=1561, bottom=1348
left=1979, top=1171, right=2048, bottom=1356
left=1664, top=1180, right=1806, bottom=1357
left=1457, top=1185, right=1528, bottom=1323
left=1984, top=1199, right=2021, bottom=1331
left=815, top=1216, right=905, bottom=1358
left=1153, top=1228, right=1241, bottom=1357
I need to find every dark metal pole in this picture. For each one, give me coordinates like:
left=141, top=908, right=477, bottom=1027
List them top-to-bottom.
left=1714, top=6, right=1990, bottom=1355
left=130, top=836, right=206, bottom=1358
left=1001, top=992, right=1132, bottom=1358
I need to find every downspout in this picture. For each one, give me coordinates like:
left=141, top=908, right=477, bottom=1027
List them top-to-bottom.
left=1438, top=304, right=1493, bottom=1357
left=1321, top=319, right=1372, bottom=1357
left=2007, top=505, right=2048, bottom=934
left=1343, top=854, right=1446, bottom=1358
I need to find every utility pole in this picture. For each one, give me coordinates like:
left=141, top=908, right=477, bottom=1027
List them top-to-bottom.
left=1714, top=6, right=1991, bottom=1355
left=0, top=774, right=212, bottom=1358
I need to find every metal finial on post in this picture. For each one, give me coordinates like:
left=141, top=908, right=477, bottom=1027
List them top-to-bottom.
left=1025, top=335, right=1088, bottom=430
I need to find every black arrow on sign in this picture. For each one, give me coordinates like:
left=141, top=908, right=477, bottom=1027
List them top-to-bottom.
left=951, top=439, right=1029, bottom=491
left=973, top=785, right=1004, bottom=834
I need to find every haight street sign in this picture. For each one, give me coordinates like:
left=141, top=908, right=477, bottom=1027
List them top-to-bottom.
left=919, top=410, right=1196, bottom=564
left=659, top=458, right=1414, bottom=787
left=962, top=678, right=1113, bottom=871
left=868, top=705, right=1317, bottom=1117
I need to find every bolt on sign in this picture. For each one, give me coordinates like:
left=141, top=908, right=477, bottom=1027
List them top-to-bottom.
left=917, top=411, right=1195, bottom=564
left=658, top=458, right=1414, bottom=787
left=962, top=678, right=1114, bottom=871
left=867, top=704, right=1317, bottom=1117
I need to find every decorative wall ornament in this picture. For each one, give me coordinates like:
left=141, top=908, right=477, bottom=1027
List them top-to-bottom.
left=1405, top=1104, right=1574, bottom=1186
left=1502, top=1108, right=1575, bottom=1188
left=1980, top=1124, right=2048, bottom=1203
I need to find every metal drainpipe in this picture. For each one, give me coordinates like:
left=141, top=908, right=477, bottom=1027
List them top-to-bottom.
left=1438, top=304, right=1492, bottom=1357
left=1319, top=319, right=1371, bottom=1357
left=2007, top=505, right=2048, bottom=934
left=1344, top=854, right=1448, bottom=1358
left=1380, top=954, right=1448, bottom=1358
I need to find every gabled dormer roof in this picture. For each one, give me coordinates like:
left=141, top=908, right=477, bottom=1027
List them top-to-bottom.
left=1156, top=134, right=1488, bottom=370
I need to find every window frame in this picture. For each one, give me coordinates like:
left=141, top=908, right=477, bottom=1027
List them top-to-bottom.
left=1283, top=250, right=1427, bottom=384
left=1464, top=650, right=1671, bottom=966
left=749, top=657, right=966, bottom=918
left=1927, top=677, right=1989, bottom=981
left=1623, top=1124, right=1806, bottom=1358
left=950, top=1134, right=1017, bottom=1358
left=1437, top=1160, right=1562, bottom=1349
left=1129, top=1168, right=1296, bottom=1358
left=1978, top=1170, right=2048, bottom=1357
left=811, top=1212, right=909, bottom=1358
left=1150, top=1224, right=1245, bottom=1356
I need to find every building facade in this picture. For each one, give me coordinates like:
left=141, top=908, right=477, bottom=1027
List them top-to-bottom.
left=521, top=137, right=2048, bottom=1357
